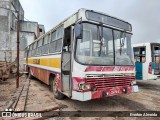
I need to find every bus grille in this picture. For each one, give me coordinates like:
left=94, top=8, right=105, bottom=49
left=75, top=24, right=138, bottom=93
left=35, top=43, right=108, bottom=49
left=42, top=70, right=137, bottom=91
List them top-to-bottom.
left=86, top=76, right=135, bottom=90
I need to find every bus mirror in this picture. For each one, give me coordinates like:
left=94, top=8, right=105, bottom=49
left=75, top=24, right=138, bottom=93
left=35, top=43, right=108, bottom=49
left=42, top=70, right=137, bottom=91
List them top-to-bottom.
left=75, top=23, right=82, bottom=39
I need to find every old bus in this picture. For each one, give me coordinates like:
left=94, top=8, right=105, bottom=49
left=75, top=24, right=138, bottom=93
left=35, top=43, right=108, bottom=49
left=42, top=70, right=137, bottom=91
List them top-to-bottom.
left=24, top=9, right=138, bottom=101
left=133, top=43, right=160, bottom=80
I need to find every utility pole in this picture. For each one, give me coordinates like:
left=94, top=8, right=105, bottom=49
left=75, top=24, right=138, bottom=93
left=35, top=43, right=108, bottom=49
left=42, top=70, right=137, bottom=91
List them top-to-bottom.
left=16, top=11, right=20, bottom=88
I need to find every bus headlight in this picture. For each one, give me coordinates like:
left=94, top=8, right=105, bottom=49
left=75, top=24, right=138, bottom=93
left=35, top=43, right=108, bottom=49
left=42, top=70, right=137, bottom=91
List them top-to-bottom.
left=131, top=80, right=137, bottom=86
left=79, top=82, right=91, bottom=90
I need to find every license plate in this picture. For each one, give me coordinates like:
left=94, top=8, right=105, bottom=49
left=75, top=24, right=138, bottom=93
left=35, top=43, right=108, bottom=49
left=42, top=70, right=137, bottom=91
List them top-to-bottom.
left=133, top=85, right=139, bottom=92
left=110, top=89, right=120, bottom=95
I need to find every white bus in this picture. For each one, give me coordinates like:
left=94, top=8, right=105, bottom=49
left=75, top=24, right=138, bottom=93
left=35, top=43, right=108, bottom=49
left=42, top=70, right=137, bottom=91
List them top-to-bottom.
left=24, top=9, right=138, bottom=101
left=133, top=43, right=160, bottom=80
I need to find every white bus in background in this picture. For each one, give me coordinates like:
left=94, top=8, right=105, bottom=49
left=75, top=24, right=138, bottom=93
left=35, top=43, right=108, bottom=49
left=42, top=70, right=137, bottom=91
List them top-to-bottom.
left=133, top=43, right=160, bottom=80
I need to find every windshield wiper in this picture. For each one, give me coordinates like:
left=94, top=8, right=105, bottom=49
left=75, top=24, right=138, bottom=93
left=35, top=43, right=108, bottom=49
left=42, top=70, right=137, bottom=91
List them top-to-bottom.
left=99, top=23, right=103, bottom=56
left=120, top=32, right=125, bottom=55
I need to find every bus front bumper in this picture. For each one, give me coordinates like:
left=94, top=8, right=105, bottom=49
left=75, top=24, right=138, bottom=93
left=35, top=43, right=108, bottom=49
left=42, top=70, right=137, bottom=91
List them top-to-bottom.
left=71, top=85, right=139, bottom=101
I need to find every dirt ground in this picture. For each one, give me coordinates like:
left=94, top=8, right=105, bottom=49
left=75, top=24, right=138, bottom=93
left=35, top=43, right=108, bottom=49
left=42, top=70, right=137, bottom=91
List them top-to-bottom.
left=0, top=74, right=25, bottom=111
left=0, top=75, right=160, bottom=120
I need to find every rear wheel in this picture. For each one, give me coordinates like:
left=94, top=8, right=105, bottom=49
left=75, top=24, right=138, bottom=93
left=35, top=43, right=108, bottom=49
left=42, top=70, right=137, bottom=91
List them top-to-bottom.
left=28, top=69, right=34, bottom=79
left=50, top=76, right=64, bottom=100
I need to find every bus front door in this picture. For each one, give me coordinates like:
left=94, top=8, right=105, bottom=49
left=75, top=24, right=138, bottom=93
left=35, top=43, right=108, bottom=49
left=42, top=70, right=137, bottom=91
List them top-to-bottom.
left=61, top=27, right=73, bottom=96
left=135, top=62, right=143, bottom=80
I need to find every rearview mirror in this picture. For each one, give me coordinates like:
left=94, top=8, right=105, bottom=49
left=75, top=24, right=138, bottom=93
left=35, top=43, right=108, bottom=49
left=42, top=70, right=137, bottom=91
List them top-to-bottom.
left=75, top=23, right=82, bottom=39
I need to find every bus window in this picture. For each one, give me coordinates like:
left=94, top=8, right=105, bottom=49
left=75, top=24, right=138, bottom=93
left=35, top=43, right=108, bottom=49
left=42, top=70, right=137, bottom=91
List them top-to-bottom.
left=76, top=23, right=115, bottom=65
left=49, top=26, right=63, bottom=53
left=55, top=26, right=63, bottom=52
left=49, top=31, right=56, bottom=53
left=114, top=31, right=133, bottom=65
left=42, top=34, right=50, bottom=54
left=36, top=38, right=43, bottom=56
left=56, top=39, right=62, bottom=52
left=32, top=42, right=37, bottom=56
left=28, top=45, right=32, bottom=57
left=152, top=46, right=160, bottom=63
left=24, top=47, right=28, bottom=58
left=134, top=47, right=146, bottom=63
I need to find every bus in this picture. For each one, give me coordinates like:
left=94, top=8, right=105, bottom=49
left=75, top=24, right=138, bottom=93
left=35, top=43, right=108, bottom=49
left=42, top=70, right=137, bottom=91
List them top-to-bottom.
left=24, top=8, right=138, bottom=101
left=133, top=43, right=160, bottom=80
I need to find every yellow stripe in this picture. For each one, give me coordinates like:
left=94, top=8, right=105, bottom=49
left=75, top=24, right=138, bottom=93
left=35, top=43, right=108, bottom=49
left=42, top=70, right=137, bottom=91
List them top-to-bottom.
left=24, top=58, right=61, bottom=68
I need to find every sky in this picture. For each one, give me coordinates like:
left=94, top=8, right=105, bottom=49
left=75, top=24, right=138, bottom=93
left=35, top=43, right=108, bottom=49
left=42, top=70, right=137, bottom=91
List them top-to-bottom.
left=19, top=0, right=160, bottom=44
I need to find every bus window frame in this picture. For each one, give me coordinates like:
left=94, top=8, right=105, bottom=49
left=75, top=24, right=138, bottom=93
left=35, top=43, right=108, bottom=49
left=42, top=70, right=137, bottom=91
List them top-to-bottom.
left=85, top=10, right=132, bottom=32
left=74, top=21, right=133, bottom=66
left=49, top=25, right=64, bottom=55
left=41, top=34, right=50, bottom=55
left=36, top=38, right=43, bottom=56
left=32, top=41, right=38, bottom=57
left=151, top=43, right=160, bottom=63
left=28, top=44, right=32, bottom=58
left=134, top=46, right=146, bottom=63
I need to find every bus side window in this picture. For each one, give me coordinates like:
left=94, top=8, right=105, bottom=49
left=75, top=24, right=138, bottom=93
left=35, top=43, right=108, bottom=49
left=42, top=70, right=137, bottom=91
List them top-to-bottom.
left=49, top=26, right=63, bottom=53
left=49, top=31, right=56, bottom=53
left=42, top=34, right=50, bottom=54
left=36, top=38, right=43, bottom=56
left=152, top=46, right=160, bottom=63
left=134, top=47, right=146, bottom=63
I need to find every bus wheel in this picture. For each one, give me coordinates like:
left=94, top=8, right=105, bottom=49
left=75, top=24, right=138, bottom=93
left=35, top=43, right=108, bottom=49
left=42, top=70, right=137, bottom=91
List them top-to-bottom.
left=28, top=69, right=34, bottom=79
left=50, top=77, right=64, bottom=100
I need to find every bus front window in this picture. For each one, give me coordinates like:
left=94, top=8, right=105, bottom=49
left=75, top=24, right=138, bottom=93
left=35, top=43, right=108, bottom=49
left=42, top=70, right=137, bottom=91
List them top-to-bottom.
left=75, top=23, right=133, bottom=66
left=114, top=31, right=133, bottom=65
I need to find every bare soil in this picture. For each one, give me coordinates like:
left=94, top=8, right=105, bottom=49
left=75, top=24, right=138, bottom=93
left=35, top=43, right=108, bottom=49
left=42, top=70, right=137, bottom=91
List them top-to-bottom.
left=0, top=74, right=25, bottom=111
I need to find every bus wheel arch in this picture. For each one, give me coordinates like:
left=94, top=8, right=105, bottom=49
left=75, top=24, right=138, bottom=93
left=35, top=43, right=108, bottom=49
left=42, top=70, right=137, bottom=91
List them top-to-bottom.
left=49, top=74, right=64, bottom=100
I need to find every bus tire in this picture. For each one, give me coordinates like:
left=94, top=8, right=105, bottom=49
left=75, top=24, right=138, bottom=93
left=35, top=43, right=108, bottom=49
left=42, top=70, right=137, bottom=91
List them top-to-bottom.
left=28, top=69, right=34, bottom=79
left=50, top=77, right=64, bottom=100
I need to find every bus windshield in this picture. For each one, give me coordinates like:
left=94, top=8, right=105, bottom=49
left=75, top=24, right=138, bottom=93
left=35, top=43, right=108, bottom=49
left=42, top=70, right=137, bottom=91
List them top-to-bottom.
left=76, top=23, right=133, bottom=66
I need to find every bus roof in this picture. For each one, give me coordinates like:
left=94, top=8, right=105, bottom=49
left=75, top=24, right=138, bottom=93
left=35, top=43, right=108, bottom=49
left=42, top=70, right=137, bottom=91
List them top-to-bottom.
left=133, top=42, right=160, bottom=47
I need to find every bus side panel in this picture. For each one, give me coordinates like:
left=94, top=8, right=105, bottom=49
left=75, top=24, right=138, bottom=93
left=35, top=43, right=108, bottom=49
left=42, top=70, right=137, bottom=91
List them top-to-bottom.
left=135, top=62, right=143, bottom=80
left=29, top=66, right=62, bottom=90
left=30, top=66, right=49, bottom=85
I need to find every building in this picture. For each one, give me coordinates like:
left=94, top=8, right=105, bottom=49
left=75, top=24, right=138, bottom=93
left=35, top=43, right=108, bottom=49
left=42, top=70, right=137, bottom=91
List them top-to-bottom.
left=0, top=0, right=45, bottom=70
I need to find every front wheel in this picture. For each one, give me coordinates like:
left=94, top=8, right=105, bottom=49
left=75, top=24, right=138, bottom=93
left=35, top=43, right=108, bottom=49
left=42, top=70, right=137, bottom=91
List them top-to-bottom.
left=50, top=77, right=64, bottom=100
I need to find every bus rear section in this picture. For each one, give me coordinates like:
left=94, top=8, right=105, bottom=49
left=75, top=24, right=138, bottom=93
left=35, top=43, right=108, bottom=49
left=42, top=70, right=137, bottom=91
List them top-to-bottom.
left=133, top=43, right=160, bottom=80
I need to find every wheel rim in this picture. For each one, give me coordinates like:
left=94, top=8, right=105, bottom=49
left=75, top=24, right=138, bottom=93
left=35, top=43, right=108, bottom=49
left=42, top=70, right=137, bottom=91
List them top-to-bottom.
left=53, top=78, right=58, bottom=96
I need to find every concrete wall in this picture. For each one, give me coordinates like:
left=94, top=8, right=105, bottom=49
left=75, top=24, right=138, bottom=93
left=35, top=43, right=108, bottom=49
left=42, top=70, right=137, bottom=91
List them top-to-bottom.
left=0, top=0, right=45, bottom=70
left=0, top=0, right=10, bottom=16
left=0, top=16, right=8, bottom=32
left=20, top=21, right=39, bottom=38
left=1, top=31, right=35, bottom=70
left=10, top=31, right=35, bottom=51
left=0, top=32, right=9, bottom=50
